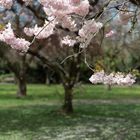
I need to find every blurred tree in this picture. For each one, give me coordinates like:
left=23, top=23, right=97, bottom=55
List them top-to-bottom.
left=0, top=42, right=27, bottom=97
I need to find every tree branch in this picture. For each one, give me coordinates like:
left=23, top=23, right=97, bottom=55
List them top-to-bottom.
left=27, top=49, right=67, bottom=76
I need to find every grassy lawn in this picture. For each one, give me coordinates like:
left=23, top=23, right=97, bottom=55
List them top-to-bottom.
left=0, top=84, right=140, bottom=139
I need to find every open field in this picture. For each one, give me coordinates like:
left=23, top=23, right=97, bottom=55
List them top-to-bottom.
left=0, top=84, right=140, bottom=139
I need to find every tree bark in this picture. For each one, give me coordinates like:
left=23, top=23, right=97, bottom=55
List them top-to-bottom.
left=129, top=0, right=140, bottom=6
left=16, top=56, right=27, bottom=98
left=16, top=75, right=27, bottom=97
left=63, top=85, right=73, bottom=114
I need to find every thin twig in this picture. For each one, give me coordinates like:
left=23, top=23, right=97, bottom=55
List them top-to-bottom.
left=60, top=48, right=84, bottom=64
left=84, top=48, right=95, bottom=72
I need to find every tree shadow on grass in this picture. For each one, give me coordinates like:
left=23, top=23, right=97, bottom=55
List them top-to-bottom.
left=0, top=92, right=63, bottom=101
left=0, top=94, right=52, bottom=100
left=0, top=104, right=140, bottom=139
left=0, top=104, right=139, bottom=131
left=0, top=104, right=72, bottom=133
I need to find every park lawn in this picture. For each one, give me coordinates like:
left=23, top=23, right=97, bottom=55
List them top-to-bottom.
left=0, top=84, right=139, bottom=139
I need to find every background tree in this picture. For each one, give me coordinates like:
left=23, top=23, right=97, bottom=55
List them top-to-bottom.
left=0, top=42, right=28, bottom=97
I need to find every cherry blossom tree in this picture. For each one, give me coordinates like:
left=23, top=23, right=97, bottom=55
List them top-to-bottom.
left=0, top=0, right=139, bottom=113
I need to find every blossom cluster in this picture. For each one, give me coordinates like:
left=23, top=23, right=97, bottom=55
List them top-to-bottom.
left=0, top=0, right=13, bottom=9
left=23, top=0, right=103, bottom=47
left=40, top=0, right=90, bottom=17
left=41, top=0, right=90, bottom=31
left=0, top=1, right=136, bottom=50
left=78, top=19, right=103, bottom=41
left=24, top=21, right=56, bottom=39
left=0, top=23, right=30, bottom=52
left=105, top=30, right=116, bottom=38
left=61, top=35, right=77, bottom=46
left=89, top=70, right=136, bottom=86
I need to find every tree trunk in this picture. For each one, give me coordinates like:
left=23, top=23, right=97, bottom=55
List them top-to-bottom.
left=45, top=72, right=50, bottom=85
left=16, top=76, right=27, bottom=98
left=107, top=84, right=112, bottom=91
left=63, top=85, right=73, bottom=114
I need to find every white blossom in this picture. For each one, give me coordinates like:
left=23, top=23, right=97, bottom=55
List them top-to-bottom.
left=61, top=35, right=76, bottom=46
left=89, top=71, right=136, bottom=86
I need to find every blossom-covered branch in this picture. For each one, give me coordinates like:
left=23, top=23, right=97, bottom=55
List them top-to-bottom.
left=0, top=23, right=30, bottom=52
left=89, top=70, right=136, bottom=86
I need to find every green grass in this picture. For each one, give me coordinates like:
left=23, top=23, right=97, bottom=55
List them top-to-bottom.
left=0, top=84, right=139, bottom=139
left=74, top=84, right=140, bottom=100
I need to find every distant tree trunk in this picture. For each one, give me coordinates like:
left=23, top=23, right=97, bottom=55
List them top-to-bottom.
left=7, top=55, right=28, bottom=98
left=8, top=62, right=27, bottom=98
left=45, top=71, right=50, bottom=85
left=16, top=75, right=27, bottom=97
left=107, top=84, right=112, bottom=90
left=63, top=85, right=73, bottom=114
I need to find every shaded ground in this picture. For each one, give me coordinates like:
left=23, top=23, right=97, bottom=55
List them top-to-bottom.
left=0, top=84, right=139, bottom=139
left=0, top=103, right=140, bottom=140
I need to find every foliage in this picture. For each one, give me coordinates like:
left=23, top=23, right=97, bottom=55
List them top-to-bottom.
left=0, top=73, right=14, bottom=83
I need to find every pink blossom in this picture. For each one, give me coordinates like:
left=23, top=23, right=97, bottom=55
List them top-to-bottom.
left=0, top=0, right=13, bottom=9
left=40, top=0, right=89, bottom=31
left=40, top=0, right=89, bottom=15
left=70, top=0, right=80, bottom=5
left=72, top=0, right=90, bottom=16
left=56, top=14, right=77, bottom=31
left=79, top=19, right=103, bottom=40
left=24, top=21, right=56, bottom=39
left=0, top=23, right=30, bottom=52
left=105, top=30, right=116, bottom=38
left=61, top=35, right=76, bottom=46
left=10, top=38, right=30, bottom=52
left=89, top=70, right=105, bottom=84
left=89, top=71, right=136, bottom=86
left=103, top=73, right=116, bottom=85
left=114, top=73, right=135, bottom=86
